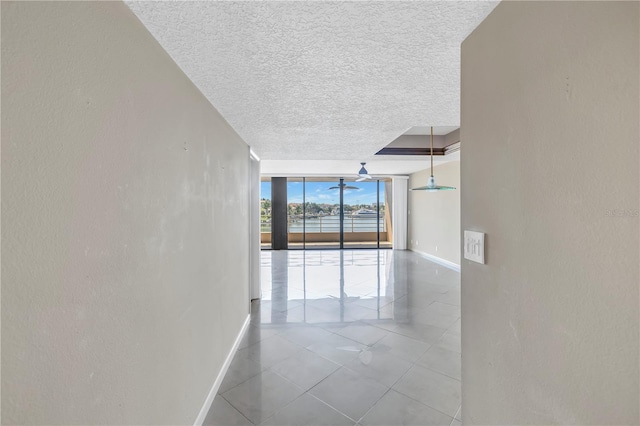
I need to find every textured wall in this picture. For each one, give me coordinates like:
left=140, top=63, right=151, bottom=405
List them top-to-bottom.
left=2, top=2, right=250, bottom=424
left=461, top=2, right=639, bottom=424
left=408, top=162, right=461, bottom=265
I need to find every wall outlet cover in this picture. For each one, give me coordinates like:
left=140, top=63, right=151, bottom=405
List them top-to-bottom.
left=464, top=230, right=485, bottom=264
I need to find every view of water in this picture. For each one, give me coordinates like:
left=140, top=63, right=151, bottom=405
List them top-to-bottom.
left=287, top=215, right=385, bottom=233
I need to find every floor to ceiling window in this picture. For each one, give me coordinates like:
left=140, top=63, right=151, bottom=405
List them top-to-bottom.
left=262, top=177, right=392, bottom=250
left=260, top=178, right=272, bottom=249
left=299, top=178, right=342, bottom=249
left=342, top=178, right=387, bottom=249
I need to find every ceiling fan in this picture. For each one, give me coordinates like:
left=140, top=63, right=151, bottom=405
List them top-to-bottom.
left=355, top=162, right=372, bottom=182
left=328, top=183, right=360, bottom=190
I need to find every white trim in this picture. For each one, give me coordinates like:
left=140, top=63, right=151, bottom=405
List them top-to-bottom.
left=444, top=142, right=460, bottom=155
left=249, top=147, right=260, bottom=162
left=410, top=249, right=461, bottom=272
left=194, top=315, right=251, bottom=426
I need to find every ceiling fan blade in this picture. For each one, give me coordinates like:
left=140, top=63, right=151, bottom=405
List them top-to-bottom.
left=329, top=183, right=361, bottom=190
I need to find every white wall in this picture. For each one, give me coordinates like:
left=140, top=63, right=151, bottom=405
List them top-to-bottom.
left=1, top=2, right=250, bottom=424
left=461, top=2, right=639, bottom=424
left=249, top=152, right=262, bottom=300
left=408, top=161, right=461, bottom=266
left=392, top=177, right=409, bottom=250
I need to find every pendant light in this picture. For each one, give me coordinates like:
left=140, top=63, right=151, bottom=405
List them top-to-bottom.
left=410, top=126, right=456, bottom=191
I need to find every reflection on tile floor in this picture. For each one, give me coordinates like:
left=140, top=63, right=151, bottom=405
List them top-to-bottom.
left=204, top=250, right=461, bottom=426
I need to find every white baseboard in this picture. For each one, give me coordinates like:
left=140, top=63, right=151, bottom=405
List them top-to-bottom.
left=410, top=249, right=461, bottom=272
left=194, top=314, right=251, bottom=426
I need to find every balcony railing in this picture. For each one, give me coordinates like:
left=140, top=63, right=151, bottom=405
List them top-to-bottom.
left=261, top=215, right=386, bottom=233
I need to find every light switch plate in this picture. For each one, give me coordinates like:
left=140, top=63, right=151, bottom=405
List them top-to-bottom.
left=464, top=230, right=485, bottom=264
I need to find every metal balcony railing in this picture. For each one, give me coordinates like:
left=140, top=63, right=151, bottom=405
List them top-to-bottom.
left=261, top=215, right=386, bottom=233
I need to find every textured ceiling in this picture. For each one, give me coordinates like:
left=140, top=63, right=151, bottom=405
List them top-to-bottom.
left=126, top=1, right=498, bottom=162
left=404, top=126, right=459, bottom=136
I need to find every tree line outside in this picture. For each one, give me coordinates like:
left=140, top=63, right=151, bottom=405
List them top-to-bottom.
left=261, top=199, right=385, bottom=221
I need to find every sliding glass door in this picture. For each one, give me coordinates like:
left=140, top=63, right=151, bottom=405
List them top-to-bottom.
left=263, top=176, right=392, bottom=250
left=288, top=177, right=339, bottom=249
left=260, top=178, right=272, bottom=249
left=298, top=178, right=342, bottom=249
left=342, top=178, right=385, bottom=249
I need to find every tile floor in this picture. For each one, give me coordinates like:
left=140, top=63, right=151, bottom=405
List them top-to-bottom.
left=204, top=250, right=462, bottom=426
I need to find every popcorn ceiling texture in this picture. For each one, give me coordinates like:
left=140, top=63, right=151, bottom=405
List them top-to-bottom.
left=126, top=1, right=498, bottom=160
